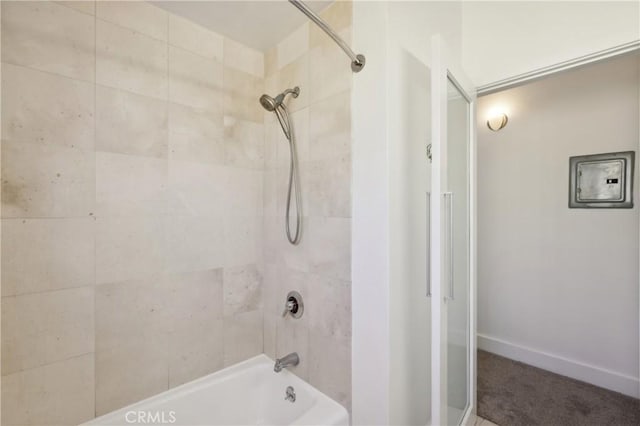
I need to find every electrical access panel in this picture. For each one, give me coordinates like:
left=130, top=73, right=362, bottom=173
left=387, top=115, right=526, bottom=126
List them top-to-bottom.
left=569, top=151, right=634, bottom=208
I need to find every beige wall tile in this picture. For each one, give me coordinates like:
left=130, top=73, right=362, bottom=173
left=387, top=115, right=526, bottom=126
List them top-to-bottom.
left=309, top=0, right=352, bottom=48
left=2, top=1, right=95, bottom=81
left=55, top=1, right=95, bottom=15
left=96, top=1, right=167, bottom=42
left=1, top=2, right=287, bottom=422
left=262, top=7, right=352, bottom=413
left=169, top=14, right=223, bottom=62
left=96, top=19, right=168, bottom=100
left=277, top=22, right=309, bottom=70
left=309, top=29, right=352, bottom=104
left=223, top=37, right=264, bottom=78
left=169, top=46, right=223, bottom=113
left=264, top=47, right=277, bottom=78
left=277, top=54, right=310, bottom=113
left=1, top=63, right=94, bottom=150
left=223, top=67, right=264, bottom=123
left=264, top=74, right=278, bottom=106
left=96, top=85, right=168, bottom=158
left=280, top=88, right=349, bottom=207
left=308, top=91, right=351, bottom=161
left=168, top=102, right=223, bottom=164
left=169, top=102, right=222, bottom=141
left=276, top=108, right=309, bottom=167
left=224, top=116, right=264, bottom=169
left=264, top=122, right=279, bottom=171
left=169, top=132, right=224, bottom=166
left=2, top=141, right=95, bottom=218
left=96, top=152, right=168, bottom=217
left=305, top=154, right=351, bottom=218
left=167, top=161, right=227, bottom=217
left=274, top=165, right=309, bottom=221
left=225, top=168, right=263, bottom=216
left=263, top=169, right=277, bottom=221
left=223, top=214, right=261, bottom=268
left=263, top=214, right=310, bottom=273
left=166, top=215, right=225, bottom=273
left=262, top=215, right=279, bottom=265
left=95, top=216, right=165, bottom=284
left=306, top=217, right=351, bottom=282
left=1, top=218, right=95, bottom=297
left=223, top=264, right=262, bottom=316
left=261, top=264, right=279, bottom=316
left=166, top=268, right=224, bottom=387
left=166, top=269, right=223, bottom=323
left=306, top=274, right=351, bottom=340
left=95, top=277, right=169, bottom=415
left=95, top=277, right=169, bottom=354
left=2, top=287, right=94, bottom=375
left=223, top=309, right=263, bottom=366
left=263, top=312, right=277, bottom=359
left=169, top=318, right=223, bottom=388
left=276, top=318, right=310, bottom=380
left=308, top=333, right=351, bottom=411
left=95, top=343, right=168, bottom=416
left=1, top=354, right=95, bottom=426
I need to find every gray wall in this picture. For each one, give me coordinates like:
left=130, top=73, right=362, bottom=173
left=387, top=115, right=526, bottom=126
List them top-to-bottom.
left=477, top=53, right=640, bottom=396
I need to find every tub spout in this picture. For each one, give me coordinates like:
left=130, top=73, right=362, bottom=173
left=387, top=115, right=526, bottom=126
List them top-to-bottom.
left=274, top=352, right=299, bottom=372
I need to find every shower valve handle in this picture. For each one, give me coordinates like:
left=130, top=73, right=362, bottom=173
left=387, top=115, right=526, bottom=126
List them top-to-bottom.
left=281, top=291, right=303, bottom=318
left=282, top=299, right=297, bottom=317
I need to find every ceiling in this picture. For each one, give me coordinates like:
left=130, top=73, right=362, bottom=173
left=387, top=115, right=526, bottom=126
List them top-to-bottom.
left=153, top=1, right=332, bottom=52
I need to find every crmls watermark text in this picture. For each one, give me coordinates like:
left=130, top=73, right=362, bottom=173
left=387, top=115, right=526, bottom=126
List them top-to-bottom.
left=125, top=410, right=177, bottom=424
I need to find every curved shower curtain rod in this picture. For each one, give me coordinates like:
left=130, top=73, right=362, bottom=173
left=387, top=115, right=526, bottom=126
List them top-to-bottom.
left=288, top=0, right=366, bottom=72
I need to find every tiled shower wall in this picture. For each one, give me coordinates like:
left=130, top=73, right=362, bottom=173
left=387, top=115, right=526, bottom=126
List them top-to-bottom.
left=1, top=1, right=265, bottom=424
left=262, top=1, right=353, bottom=411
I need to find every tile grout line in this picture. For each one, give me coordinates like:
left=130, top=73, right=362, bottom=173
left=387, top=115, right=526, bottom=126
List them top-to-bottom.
left=93, top=1, right=98, bottom=417
left=165, top=9, right=170, bottom=393
left=0, top=352, right=95, bottom=379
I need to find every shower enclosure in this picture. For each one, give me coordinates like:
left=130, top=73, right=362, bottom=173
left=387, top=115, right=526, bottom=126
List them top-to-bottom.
left=0, top=1, right=355, bottom=424
left=380, top=28, right=476, bottom=425
left=429, top=36, right=476, bottom=426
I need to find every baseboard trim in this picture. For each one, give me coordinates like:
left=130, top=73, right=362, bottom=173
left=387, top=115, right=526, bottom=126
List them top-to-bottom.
left=477, top=333, right=640, bottom=398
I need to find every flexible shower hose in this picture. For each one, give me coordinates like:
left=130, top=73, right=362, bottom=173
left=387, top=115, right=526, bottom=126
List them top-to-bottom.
left=274, top=103, right=302, bottom=245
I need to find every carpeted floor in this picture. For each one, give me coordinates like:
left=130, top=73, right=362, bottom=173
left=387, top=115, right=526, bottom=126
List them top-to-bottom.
left=477, top=350, right=640, bottom=426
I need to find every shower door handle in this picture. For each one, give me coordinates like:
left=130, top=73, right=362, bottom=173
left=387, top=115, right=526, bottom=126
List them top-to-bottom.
left=426, top=191, right=431, bottom=297
left=444, top=192, right=454, bottom=301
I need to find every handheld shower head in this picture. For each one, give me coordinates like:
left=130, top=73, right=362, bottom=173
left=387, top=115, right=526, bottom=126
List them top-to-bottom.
left=258, top=86, right=303, bottom=245
left=258, top=87, right=300, bottom=112
left=259, top=94, right=277, bottom=112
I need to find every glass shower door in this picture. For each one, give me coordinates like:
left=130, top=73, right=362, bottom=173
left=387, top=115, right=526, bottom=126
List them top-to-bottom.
left=430, top=35, right=475, bottom=426
left=444, top=75, right=471, bottom=426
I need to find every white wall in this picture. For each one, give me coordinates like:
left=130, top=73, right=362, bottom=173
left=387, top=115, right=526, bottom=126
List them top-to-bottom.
left=352, top=1, right=391, bottom=424
left=462, top=1, right=640, bottom=88
left=477, top=53, right=640, bottom=397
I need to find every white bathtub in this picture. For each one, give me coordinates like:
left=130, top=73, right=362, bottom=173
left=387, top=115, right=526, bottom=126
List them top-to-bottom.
left=83, top=355, right=349, bottom=426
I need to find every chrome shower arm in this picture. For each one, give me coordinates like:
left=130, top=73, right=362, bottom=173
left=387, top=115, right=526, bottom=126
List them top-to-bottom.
left=288, top=0, right=365, bottom=73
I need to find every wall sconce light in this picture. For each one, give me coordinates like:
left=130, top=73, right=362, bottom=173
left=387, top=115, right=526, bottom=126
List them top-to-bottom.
left=487, top=113, right=508, bottom=131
